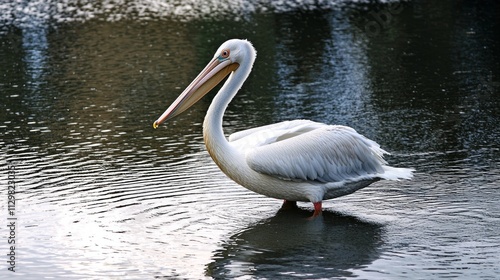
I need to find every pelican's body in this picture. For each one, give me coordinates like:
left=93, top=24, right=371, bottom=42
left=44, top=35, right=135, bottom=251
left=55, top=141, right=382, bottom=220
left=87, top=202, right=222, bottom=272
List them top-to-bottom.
left=154, top=39, right=414, bottom=217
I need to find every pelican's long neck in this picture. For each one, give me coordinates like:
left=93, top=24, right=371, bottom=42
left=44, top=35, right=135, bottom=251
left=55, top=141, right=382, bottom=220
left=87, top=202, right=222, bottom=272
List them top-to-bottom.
left=203, top=44, right=255, bottom=173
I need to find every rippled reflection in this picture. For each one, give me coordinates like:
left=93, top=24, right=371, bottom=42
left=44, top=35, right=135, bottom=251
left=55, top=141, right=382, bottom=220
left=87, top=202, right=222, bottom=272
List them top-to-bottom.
left=207, top=209, right=383, bottom=278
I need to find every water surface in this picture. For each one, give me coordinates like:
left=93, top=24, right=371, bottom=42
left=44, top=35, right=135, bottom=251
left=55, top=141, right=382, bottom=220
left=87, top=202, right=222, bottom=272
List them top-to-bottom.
left=1, top=0, right=500, bottom=279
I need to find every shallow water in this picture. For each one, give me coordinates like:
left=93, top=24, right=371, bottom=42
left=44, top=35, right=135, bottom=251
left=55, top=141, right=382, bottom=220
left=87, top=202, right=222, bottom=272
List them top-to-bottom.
left=1, top=0, right=500, bottom=279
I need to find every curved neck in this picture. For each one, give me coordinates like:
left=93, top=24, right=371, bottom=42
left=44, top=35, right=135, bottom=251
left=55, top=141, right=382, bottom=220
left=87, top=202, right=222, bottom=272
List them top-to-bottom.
left=203, top=46, right=255, bottom=172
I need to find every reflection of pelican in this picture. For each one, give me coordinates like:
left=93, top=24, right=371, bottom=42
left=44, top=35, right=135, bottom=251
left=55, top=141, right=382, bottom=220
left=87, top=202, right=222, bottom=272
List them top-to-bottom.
left=154, top=39, right=414, bottom=217
left=206, top=209, right=383, bottom=278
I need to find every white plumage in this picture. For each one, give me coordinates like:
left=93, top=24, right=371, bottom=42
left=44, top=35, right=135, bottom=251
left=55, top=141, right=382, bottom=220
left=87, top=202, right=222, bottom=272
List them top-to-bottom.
left=154, top=39, right=414, bottom=217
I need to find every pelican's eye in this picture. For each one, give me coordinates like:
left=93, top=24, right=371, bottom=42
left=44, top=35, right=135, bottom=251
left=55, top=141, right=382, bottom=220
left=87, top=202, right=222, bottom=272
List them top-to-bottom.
left=219, top=49, right=230, bottom=60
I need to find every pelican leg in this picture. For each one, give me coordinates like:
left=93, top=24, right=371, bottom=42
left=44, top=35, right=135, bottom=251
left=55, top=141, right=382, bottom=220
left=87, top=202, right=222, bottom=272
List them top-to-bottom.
left=280, top=200, right=298, bottom=210
left=311, top=201, right=322, bottom=218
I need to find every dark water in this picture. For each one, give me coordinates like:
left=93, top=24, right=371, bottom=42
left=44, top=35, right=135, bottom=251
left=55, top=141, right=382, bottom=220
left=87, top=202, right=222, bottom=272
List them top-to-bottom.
left=1, top=0, right=500, bottom=279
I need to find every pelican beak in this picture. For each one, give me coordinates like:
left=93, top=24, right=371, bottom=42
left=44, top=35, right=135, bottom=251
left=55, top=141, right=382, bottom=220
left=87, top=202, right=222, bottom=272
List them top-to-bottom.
left=153, top=58, right=239, bottom=129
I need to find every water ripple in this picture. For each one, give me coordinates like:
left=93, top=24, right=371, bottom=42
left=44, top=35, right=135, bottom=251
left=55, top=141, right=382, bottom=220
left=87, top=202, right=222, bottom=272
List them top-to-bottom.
left=0, top=0, right=377, bottom=28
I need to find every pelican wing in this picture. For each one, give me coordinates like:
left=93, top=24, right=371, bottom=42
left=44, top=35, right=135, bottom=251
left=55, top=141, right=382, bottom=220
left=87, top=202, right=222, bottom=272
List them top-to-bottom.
left=229, top=120, right=323, bottom=142
left=229, top=120, right=326, bottom=150
left=243, top=124, right=389, bottom=182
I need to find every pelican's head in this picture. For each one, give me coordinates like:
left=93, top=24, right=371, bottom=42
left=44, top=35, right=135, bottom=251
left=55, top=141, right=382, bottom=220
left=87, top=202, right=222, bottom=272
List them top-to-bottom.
left=153, top=39, right=256, bottom=128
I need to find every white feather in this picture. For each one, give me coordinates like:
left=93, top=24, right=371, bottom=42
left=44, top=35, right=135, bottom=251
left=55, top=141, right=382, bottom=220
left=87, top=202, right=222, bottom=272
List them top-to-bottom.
left=229, top=120, right=412, bottom=183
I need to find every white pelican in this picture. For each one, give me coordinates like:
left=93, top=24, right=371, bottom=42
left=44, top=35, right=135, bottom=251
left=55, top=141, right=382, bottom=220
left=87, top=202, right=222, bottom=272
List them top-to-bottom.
left=153, top=39, right=414, bottom=218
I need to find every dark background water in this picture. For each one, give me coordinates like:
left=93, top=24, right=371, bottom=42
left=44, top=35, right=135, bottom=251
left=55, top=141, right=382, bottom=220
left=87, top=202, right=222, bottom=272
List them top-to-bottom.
left=1, top=0, right=499, bottom=279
